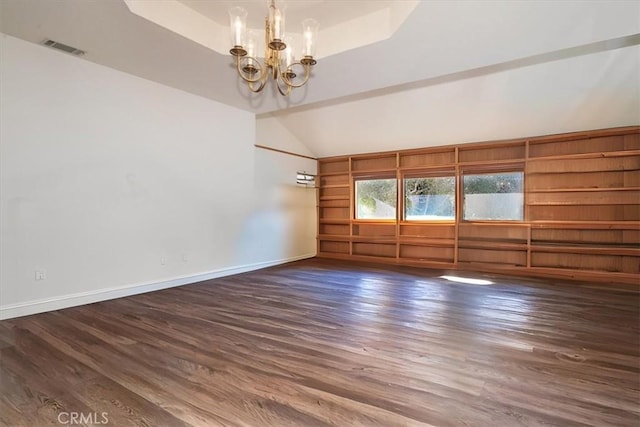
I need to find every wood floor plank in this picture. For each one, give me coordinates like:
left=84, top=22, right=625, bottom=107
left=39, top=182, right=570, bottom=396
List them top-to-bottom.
left=1, top=258, right=638, bottom=426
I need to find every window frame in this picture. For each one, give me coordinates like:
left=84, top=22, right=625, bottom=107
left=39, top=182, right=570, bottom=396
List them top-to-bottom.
left=460, top=166, right=525, bottom=222
left=401, top=169, right=457, bottom=223
left=353, top=174, right=398, bottom=222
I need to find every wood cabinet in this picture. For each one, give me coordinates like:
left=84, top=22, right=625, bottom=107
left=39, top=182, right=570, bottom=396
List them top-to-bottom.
left=316, top=126, right=640, bottom=285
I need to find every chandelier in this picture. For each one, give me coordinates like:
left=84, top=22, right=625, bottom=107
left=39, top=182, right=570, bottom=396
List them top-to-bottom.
left=228, top=0, right=319, bottom=96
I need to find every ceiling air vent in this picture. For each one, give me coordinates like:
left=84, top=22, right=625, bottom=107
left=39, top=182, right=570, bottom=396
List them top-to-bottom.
left=42, top=39, right=85, bottom=56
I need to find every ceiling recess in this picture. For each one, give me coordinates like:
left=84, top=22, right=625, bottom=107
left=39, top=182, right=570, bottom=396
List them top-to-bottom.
left=42, top=39, right=86, bottom=56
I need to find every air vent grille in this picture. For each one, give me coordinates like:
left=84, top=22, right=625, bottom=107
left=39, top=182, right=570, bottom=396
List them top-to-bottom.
left=42, top=39, right=85, bottom=56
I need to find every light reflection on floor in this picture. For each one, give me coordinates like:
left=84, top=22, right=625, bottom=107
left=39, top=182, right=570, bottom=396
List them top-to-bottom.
left=440, top=275, right=493, bottom=285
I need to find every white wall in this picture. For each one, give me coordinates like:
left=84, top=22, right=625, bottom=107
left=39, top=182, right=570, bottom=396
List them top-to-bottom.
left=0, top=34, right=316, bottom=319
left=274, top=44, right=640, bottom=157
left=256, top=114, right=317, bottom=158
left=243, top=149, right=317, bottom=263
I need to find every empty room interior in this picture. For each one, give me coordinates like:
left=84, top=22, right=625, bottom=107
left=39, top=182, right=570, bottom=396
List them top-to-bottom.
left=1, top=0, right=639, bottom=425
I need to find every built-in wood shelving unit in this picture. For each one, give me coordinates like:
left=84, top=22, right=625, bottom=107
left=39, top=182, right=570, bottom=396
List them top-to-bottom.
left=316, top=126, right=640, bottom=285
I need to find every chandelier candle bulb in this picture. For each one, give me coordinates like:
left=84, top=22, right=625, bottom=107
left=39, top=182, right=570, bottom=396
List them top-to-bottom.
left=228, top=7, right=247, bottom=48
left=272, top=7, right=284, bottom=41
left=234, top=18, right=242, bottom=45
left=301, top=18, right=319, bottom=58
left=304, top=31, right=311, bottom=55
left=245, top=34, right=257, bottom=70
left=282, top=36, right=294, bottom=68
left=285, top=45, right=293, bottom=67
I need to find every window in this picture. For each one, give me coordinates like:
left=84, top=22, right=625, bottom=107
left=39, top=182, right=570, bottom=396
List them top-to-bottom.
left=463, top=171, right=524, bottom=220
left=404, top=176, right=455, bottom=220
left=355, top=178, right=397, bottom=219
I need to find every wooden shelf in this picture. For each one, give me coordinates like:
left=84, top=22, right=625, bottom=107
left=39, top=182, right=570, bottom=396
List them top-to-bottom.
left=317, top=126, right=640, bottom=284
left=527, top=149, right=640, bottom=162
left=458, top=158, right=525, bottom=167
left=399, top=164, right=456, bottom=172
left=351, top=168, right=397, bottom=175
left=317, top=171, right=350, bottom=177
left=320, top=184, right=350, bottom=189
left=529, top=187, right=640, bottom=193
left=527, top=188, right=638, bottom=206
left=319, top=196, right=350, bottom=201
left=319, top=219, right=351, bottom=224
left=352, top=220, right=396, bottom=225
left=399, top=221, right=456, bottom=226
left=460, top=221, right=530, bottom=227
left=530, top=221, right=640, bottom=229
left=317, top=234, right=350, bottom=241
left=351, top=236, right=397, bottom=244
left=398, top=237, right=455, bottom=247
left=458, top=240, right=528, bottom=251
left=530, top=244, right=640, bottom=256
left=316, top=251, right=351, bottom=260
left=319, top=252, right=395, bottom=264
left=397, top=258, right=456, bottom=268
left=456, top=261, right=524, bottom=270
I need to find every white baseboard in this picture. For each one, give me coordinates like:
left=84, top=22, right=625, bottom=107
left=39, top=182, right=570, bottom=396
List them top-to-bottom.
left=0, top=253, right=315, bottom=320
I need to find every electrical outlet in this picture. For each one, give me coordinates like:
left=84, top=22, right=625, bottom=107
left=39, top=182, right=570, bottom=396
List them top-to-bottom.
left=182, top=253, right=188, bottom=262
left=160, top=257, right=167, bottom=265
left=35, top=270, right=46, bottom=281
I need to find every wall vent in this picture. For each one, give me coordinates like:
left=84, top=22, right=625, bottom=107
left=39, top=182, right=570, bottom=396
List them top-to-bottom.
left=42, top=39, right=85, bottom=56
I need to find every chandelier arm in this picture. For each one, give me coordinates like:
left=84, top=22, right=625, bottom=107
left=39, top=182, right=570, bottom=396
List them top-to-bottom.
left=236, top=55, right=264, bottom=84
left=280, top=63, right=312, bottom=88
left=248, top=73, right=269, bottom=93
left=274, top=74, right=292, bottom=96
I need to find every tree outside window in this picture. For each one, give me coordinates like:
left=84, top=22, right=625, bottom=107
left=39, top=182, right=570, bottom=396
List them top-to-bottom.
left=404, top=176, right=455, bottom=220
left=355, top=178, right=397, bottom=219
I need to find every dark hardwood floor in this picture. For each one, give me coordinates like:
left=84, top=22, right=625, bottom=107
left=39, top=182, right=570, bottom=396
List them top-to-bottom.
left=1, top=258, right=638, bottom=426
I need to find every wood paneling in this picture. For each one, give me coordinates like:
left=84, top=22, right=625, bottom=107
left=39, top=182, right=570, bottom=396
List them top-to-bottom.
left=317, top=127, right=640, bottom=284
left=625, top=133, right=640, bottom=149
left=529, top=135, right=628, bottom=157
left=459, top=143, right=526, bottom=163
left=400, top=149, right=455, bottom=168
left=351, top=155, right=396, bottom=172
left=527, top=155, right=639, bottom=174
left=318, top=159, right=349, bottom=174
left=527, top=171, right=635, bottom=189
left=319, top=174, right=349, bottom=187
left=319, top=186, right=350, bottom=198
left=527, top=189, right=639, bottom=206
left=319, top=199, right=349, bottom=208
left=529, top=205, right=640, bottom=221
left=319, top=207, right=350, bottom=219
left=318, top=223, right=349, bottom=235
left=353, top=223, right=395, bottom=237
left=458, top=223, right=528, bottom=242
left=399, top=224, right=455, bottom=239
left=531, top=228, right=640, bottom=245
left=319, top=240, right=349, bottom=253
left=352, top=242, right=396, bottom=257
left=399, top=244, right=454, bottom=261
left=459, top=248, right=527, bottom=266
left=531, top=252, right=624, bottom=272
left=622, top=256, right=640, bottom=273
left=2, top=258, right=638, bottom=426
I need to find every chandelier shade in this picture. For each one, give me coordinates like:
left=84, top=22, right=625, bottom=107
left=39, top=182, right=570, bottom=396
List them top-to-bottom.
left=228, top=0, right=318, bottom=96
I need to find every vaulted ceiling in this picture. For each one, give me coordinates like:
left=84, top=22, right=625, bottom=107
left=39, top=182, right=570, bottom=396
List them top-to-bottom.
left=1, top=0, right=638, bottom=157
